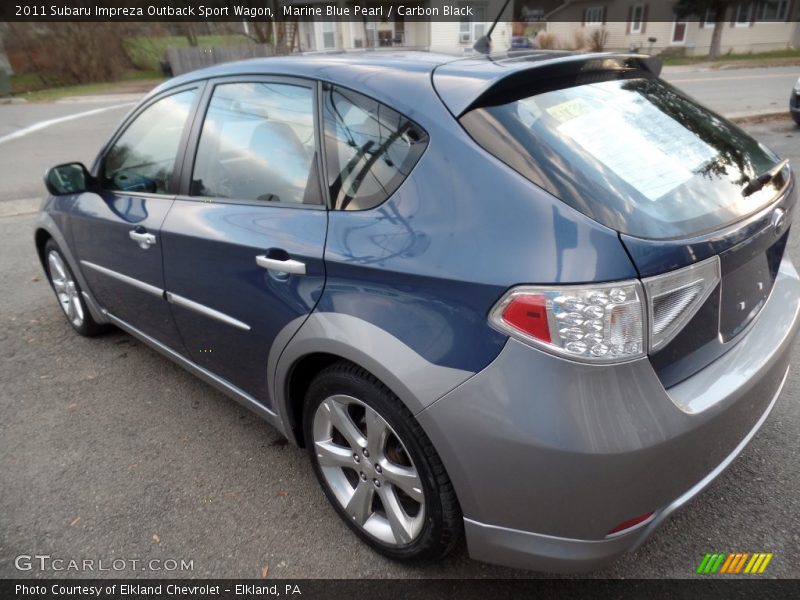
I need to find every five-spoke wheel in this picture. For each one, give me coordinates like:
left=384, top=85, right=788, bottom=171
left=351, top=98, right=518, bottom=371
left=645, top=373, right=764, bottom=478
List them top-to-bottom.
left=43, top=239, right=106, bottom=337
left=47, top=249, right=84, bottom=328
left=304, top=362, right=462, bottom=561
left=313, top=394, right=425, bottom=546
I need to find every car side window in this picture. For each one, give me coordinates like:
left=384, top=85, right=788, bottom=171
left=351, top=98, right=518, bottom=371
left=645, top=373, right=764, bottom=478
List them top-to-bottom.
left=190, top=82, right=321, bottom=205
left=322, top=84, right=428, bottom=211
left=103, top=89, right=196, bottom=194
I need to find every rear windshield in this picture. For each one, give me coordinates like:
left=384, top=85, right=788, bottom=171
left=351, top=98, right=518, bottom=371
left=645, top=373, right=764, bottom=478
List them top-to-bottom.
left=461, top=75, right=784, bottom=239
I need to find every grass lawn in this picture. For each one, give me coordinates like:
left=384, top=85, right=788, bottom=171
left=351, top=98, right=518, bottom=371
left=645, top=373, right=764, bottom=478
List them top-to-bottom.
left=9, top=33, right=251, bottom=101
left=125, top=34, right=252, bottom=71
left=661, top=48, right=800, bottom=66
left=12, top=70, right=163, bottom=101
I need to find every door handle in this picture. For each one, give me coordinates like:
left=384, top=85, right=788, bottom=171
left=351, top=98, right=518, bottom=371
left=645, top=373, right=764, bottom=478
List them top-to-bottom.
left=129, top=229, right=156, bottom=249
left=255, top=254, right=306, bottom=275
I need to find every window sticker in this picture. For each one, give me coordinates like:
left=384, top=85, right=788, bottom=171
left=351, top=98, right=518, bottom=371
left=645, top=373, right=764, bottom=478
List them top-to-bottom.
left=554, top=93, right=717, bottom=201
left=545, top=98, right=591, bottom=123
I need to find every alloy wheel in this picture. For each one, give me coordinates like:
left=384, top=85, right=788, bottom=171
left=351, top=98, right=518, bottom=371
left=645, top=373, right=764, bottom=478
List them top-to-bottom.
left=47, top=250, right=84, bottom=328
left=312, top=394, right=425, bottom=546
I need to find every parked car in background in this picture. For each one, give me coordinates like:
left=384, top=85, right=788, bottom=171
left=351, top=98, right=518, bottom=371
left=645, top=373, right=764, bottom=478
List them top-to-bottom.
left=510, top=35, right=536, bottom=50
left=35, top=50, right=799, bottom=572
left=792, top=76, right=800, bottom=125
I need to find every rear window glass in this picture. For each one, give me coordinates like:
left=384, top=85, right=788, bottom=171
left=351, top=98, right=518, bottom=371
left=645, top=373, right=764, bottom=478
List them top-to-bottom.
left=461, top=76, right=783, bottom=239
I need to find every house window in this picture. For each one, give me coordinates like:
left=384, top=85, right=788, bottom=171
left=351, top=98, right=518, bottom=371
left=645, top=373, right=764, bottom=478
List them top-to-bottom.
left=760, top=0, right=789, bottom=21
left=735, top=2, right=753, bottom=26
left=459, top=4, right=487, bottom=43
left=630, top=4, right=645, bottom=33
left=585, top=6, right=604, bottom=26
left=702, top=8, right=717, bottom=27
left=672, top=18, right=687, bottom=43
left=322, top=21, right=336, bottom=49
left=365, top=21, right=377, bottom=47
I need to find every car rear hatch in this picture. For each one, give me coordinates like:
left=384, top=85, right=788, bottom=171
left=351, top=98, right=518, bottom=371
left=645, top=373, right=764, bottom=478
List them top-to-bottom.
left=441, top=52, right=796, bottom=386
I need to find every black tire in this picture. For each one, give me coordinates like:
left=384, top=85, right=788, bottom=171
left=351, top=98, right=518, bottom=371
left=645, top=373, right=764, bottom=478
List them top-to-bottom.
left=43, top=239, right=107, bottom=337
left=303, top=361, right=463, bottom=562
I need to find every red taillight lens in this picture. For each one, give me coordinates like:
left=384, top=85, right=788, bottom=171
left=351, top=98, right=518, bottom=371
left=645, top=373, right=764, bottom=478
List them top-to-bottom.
left=489, top=283, right=645, bottom=363
left=501, top=294, right=551, bottom=343
left=608, top=511, right=654, bottom=535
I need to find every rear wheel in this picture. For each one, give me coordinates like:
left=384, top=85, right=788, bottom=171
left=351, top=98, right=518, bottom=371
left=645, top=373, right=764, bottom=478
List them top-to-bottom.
left=43, top=239, right=106, bottom=337
left=303, top=361, right=462, bottom=562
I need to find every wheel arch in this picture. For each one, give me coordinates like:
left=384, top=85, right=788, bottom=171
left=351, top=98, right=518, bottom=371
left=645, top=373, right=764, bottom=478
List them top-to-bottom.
left=34, top=227, right=52, bottom=271
left=272, top=313, right=477, bottom=447
left=284, top=351, right=344, bottom=447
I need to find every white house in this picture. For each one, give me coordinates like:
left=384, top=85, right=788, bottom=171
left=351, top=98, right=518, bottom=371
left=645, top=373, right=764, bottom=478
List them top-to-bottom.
left=292, top=0, right=513, bottom=55
left=543, top=1, right=800, bottom=56
left=297, top=20, right=512, bottom=55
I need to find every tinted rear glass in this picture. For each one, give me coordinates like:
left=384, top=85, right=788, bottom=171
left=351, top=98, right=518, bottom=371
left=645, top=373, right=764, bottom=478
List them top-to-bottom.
left=461, top=75, right=783, bottom=239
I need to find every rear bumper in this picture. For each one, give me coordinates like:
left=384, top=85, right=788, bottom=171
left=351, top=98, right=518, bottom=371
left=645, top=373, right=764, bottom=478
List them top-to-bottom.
left=417, top=258, right=800, bottom=572
left=462, top=367, right=787, bottom=572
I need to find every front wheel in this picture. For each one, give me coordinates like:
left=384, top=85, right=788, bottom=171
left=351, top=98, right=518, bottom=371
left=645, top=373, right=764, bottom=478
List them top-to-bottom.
left=43, top=239, right=107, bottom=337
left=303, top=361, right=462, bottom=562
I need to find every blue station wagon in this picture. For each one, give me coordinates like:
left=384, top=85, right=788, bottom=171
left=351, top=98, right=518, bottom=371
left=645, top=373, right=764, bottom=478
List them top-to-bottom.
left=35, top=51, right=799, bottom=572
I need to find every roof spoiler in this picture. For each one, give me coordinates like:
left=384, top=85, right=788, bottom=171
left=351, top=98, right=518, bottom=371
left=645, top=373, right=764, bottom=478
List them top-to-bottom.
left=433, top=52, right=664, bottom=117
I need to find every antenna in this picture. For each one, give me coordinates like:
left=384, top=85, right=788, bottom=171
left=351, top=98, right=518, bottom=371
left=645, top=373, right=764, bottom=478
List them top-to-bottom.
left=473, top=0, right=513, bottom=54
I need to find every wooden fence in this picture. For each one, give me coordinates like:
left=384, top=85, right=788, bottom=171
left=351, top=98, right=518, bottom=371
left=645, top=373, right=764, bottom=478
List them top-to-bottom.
left=165, top=44, right=276, bottom=76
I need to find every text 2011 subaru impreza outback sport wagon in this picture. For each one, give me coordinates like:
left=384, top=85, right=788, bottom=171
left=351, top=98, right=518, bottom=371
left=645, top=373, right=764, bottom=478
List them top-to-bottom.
left=35, top=51, right=799, bottom=572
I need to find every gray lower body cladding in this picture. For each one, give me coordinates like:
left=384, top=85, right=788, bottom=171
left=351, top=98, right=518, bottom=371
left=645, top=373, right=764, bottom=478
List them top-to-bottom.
left=417, top=257, right=800, bottom=572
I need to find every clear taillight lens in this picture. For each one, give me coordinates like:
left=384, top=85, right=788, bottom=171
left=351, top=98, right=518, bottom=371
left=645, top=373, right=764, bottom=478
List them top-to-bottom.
left=642, top=256, right=721, bottom=352
left=490, top=257, right=722, bottom=362
left=489, top=281, right=646, bottom=363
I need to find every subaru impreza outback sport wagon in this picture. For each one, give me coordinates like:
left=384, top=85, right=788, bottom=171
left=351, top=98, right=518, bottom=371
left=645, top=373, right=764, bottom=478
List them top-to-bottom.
left=35, top=51, right=800, bottom=572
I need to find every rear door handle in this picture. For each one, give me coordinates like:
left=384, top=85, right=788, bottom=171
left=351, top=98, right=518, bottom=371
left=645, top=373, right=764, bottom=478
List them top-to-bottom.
left=129, top=229, right=156, bottom=249
left=255, top=254, right=306, bottom=275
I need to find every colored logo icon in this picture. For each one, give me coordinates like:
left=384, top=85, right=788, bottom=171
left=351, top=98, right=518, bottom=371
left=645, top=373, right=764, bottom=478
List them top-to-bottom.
left=697, top=552, right=773, bottom=574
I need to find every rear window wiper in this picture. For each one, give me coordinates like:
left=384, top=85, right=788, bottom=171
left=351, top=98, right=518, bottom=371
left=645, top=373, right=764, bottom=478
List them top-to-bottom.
left=742, top=158, right=790, bottom=197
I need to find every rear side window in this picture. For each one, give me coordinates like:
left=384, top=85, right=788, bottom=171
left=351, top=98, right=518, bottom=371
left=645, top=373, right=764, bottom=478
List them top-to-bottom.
left=461, top=75, right=781, bottom=239
left=191, top=82, right=321, bottom=205
left=322, top=84, right=428, bottom=211
left=103, top=89, right=196, bottom=194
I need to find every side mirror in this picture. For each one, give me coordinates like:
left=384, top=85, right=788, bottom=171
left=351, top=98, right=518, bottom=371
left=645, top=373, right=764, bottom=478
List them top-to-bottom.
left=44, top=162, right=93, bottom=196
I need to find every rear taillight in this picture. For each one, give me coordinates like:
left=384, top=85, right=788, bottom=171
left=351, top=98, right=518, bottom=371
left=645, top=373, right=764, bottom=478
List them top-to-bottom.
left=490, top=256, right=721, bottom=362
left=642, top=256, right=720, bottom=352
left=489, top=281, right=645, bottom=363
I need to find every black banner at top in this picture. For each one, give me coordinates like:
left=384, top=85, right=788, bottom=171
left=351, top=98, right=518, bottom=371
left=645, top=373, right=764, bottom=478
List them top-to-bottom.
left=4, top=0, right=798, bottom=22
left=7, top=0, right=511, bottom=23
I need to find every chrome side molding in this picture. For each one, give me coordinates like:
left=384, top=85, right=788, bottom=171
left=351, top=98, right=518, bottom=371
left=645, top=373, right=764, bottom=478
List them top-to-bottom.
left=80, top=260, right=163, bottom=297
left=79, top=261, right=250, bottom=332
left=165, top=291, right=251, bottom=331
